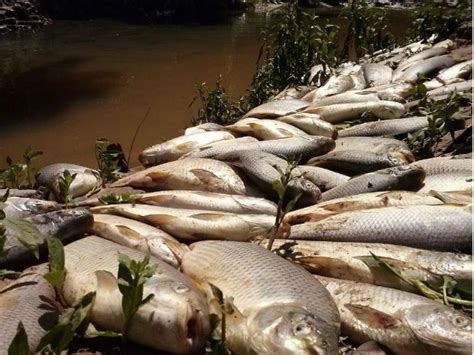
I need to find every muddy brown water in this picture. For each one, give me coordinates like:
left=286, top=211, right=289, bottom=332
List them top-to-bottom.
left=0, top=11, right=409, bottom=169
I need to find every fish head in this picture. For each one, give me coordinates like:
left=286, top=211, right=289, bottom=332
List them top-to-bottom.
left=139, top=146, right=164, bottom=167
left=389, top=165, right=426, bottom=190
left=289, top=177, right=321, bottom=206
left=3, top=197, right=60, bottom=218
left=30, top=208, right=93, bottom=239
left=147, top=237, right=189, bottom=267
left=139, top=276, right=210, bottom=352
left=405, top=304, right=472, bottom=353
left=248, top=305, right=335, bottom=354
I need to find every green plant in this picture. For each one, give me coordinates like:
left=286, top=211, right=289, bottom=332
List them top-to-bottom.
left=341, top=0, right=394, bottom=60
left=408, top=0, right=471, bottom=42
left=406, top=93, right=470, bottom=158
left=95, top=138, right=128, bottom=183
left=0, top=147, right=42, bottom=189
left=267, top=157, right=301, bottom=251
left=57, top=170, right=77, bottom=207
left=99, top=192, right=137, bottom=205
left=44, top=236, right=67, bottom=306
left=117, top=252, right=156, bottom=340
left=8, top=322, right=29, bottom=355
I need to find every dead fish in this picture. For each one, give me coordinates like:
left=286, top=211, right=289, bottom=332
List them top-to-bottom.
left=395, top=46, right=450, bottom=75
left=397, top=55, right=456, bottom=84
left=424, top=60, right=472, bottom=90
left=363, top=63, right=393, bottom=86
left=307, top=64, right=327, bottom=85
left=340, top=65, right=366, bottom=90
left=303, top=75, right=355, bottom=102
left=427, top=79, right=472, bottom=97
left=358, top=82, right=413, bottom=99
left=273, top=86, right=315, bottom=100
left=310, top=91, right=381, bottom=107
left=243, top=99, right=309, bottom=118
left=304, top=101, right=405, bottom=123
left=277, top=113, right=338, bottom=138
left=338, top=117, right=429, bottom=137
left=226, top=118, right=309, bottom=140
left=184, top=122, right=226, bottom=135
left=139, top=131, right=235, bottom=166
left=181, top=136, right=259, bottom=158
left=187, top=136, right=335, bottom=162
left=334, top=136, right=411, bottom=153
left=308, top=149, right=414, bottom=175
left=220, top=150, right=321, bottom=206
left=412, top=157, right=473, bottom=195
left=111, top=158, right=247, bottom=195
left=35, top=163, right=102, bottom=202
left=319, top=165, right=426, bottom=202
left=295, top=166, right=350, bottom=192
left=0, top=187, right=48, bottom=199
left=136, top=190, right=277, bottom=215
left=285, top=191, right=443, bottom=224
left=3, top=197, right=60, bottom=219
left=91, top=204, right=274, bottom=242
left=290, top=205, right=471, bottom=251
left=0, top=208, right=93, bottom=270
left=91, top=214, right=188, bottom=267
left=62, top=236, right=210, bottom=353
left=265, top=239, right=472, bottom=291
left=181, top=241, right=341, bottom=354
left=0, top=266, right=59, bottom=354
left=317, top=276, right=472, bottom=354
left=349, top=341, right=386, bottom=355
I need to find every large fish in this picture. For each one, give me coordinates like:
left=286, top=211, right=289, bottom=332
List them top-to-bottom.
left=395, top=46, right=450, bottom=76
left=397, top=55, right=456, bottom=84
left=424, top=60, right=472, bottom=90
left=363, top=63, right=393, bottom=86
left=303, top=75, right=355, bottom=102
left=358, top=82, right=413, bottom=99
left=273, top=86, right=315, bottom=100
left=309, top=91, right=381, bottom=108
left=243, top=99, right=309, bottom=118
left=303, top=101, right=405, bottom=123
left=277, top=113, right=338, bottom=138
left=338, top=116, right=429, bottom=137
left=226, top=118, right=308, bottom=140
left=184, top=122, right=225, bottom=135
left=139, top=131, right=235, bottom=166
left=181, top=136, right=259, bottom=158
left=185, top=136, right=335, bottom=162
left=334, top=136, right=411, bottom=153
left=308, top=149, right=414, bottom=175
left=220, top=150, right=321, bottom=205
left=412, top=157, right=472, bottom=195
left=111, top=158, right=247, bottom=195
left=35, top=163, right=102, bottom=202
left=319, top=165, right=426, bottom=202
left=295, top=166, right=350, bottom=192
left=0, top=187, right=48, bottom=199
left=136, top=190, right=277, bottom=215
left=285, top=191, right=443, bottom=224
left=3, top=197, right=60, bottom=219
left=91, top=204, right=274, bottom=242
left=290, top=205, right=472, bottom=251
left=0, top=208, right=93, bottom=270
left=91, top=214, right=188, bottom=267
left=62, top=236, right=210, bottom=353
left=265, top=240, right=472, bottom=292
left=181, top=241, right=341, bottom=354
left=0, top=266, right=59, bottom=354
left=317, top=276, right=472, bottom=354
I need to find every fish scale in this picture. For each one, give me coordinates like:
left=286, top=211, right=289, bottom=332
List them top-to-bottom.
left=338, top=116, right=429, bottom=137
left=182, top=241, right=340, bottom=354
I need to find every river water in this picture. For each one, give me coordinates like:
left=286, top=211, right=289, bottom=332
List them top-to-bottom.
left=0, top=10, right=408, bottom=168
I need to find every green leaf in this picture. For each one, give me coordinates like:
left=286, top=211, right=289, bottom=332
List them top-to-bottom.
left=272, top=180, right=285, bottom=200
left=0, top=188, right=9, bottom=203
left=284, top=192, right=301, bottom=214
left=2, top=218, right=44, bottom=259
left=45, top=236, right=65, bottom=290
left=0, top=269, right=20, bottom=278
left=44, top=271, right=66, bottom=290
left=209, top=283, right=224, bottom=306
left=8, top=322, right=29, bottom=355
left=36, top=324, right=74, bottom=354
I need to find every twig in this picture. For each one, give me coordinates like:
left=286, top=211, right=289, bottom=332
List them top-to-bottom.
left=127, top=107, right=151, bottom=168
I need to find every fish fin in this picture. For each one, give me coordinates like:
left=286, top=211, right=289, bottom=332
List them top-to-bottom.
left=277, top=128, right=294, bottom=137
left=176, top=141, right=196, bottom=151
left=191, top=169, right=223, bottom=186
left=148, top=171, right=172, bottom=183
left=428, top=190, right=471, bottom=205
left=138, top=194, right=175, bottom=206
left=190, top=213, right=227, bottom=221
left=145, top=214, right=177, bottom=226
left=249, top=224, right=271, bottom=240
left=116, top=225, right=143, bottom=240
left=295, top=256, right=350, bottom=275
left=95, top=270, right=118, bottom=292
left=344, top=304, right=400, bottom=329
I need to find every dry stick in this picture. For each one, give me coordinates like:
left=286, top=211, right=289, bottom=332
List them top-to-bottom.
left=127, top=106, right=151, bottom=168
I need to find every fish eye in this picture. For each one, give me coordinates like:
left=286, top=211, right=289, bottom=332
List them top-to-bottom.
left=174, top=284, right=189, bottom=293
left=453, top=316, right=470, bottom=328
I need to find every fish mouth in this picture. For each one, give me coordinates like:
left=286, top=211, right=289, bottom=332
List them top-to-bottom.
left=184, top=303, right=203, bottom=349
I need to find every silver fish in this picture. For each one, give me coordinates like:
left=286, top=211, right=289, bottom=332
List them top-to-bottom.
left=395, top=46, right=450, bottom=76
left=397, top=55, right=456, bottom=84
left=424, top=60, right=472, bottom=90
left=363, top=63, right=393, bottom=86
left=303, top=74, right=355, bottom=102
left=426, top=79, right=472, bottom=97
left=273, top=86, right=315, bottom=100
left=310, top=91, right=381, bottom=108
left=243, top=99, right=309, bottom=118
left=304, top=101, right=405, bottom=123
left=277, top=113, right=338, bottom=138
left=338, top=116, right=429, bottom=137
left=227, top=118, right=309, bottom=140
left=184, top=122, right=226, bottom=135
left=139, top=131, right=235, bottom=166
left=181, top=136, right=259, bottom=158
left=334, top=136, right=411, bottom=153
left=111, top=158, right=247, bottom=195
left=35, top=163, right=102, bottom=202
left=319, top=165, right=426, bottom=202
left=295, top=166, right=350, bottom=192
left=0, top=187, right=48, bottom=199
left=136, top=190, right=277, bottom=215
left=285, top=191, right=443, bottom=224
left=3, top=197, right=60, bottom=219
left=91, top=204, right=274, bottom=242
left=290, top=205, right=472, bottom=251
left=91, top=213, right=188, bottom=267
left=63, top=236, right=210, bottom=353
left=266, top=239, right=472, bottom=291
left=181, top=241, right=341, bottom=354
left=0, top=266, right=58, bottom=353
left=317, top=276, right=472, bottom=354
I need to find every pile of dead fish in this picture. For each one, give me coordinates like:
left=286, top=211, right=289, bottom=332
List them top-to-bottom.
left=0, top=38, right=472, bottom=354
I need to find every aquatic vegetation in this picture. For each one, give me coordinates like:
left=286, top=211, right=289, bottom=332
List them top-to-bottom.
left=408, top=0, right=471, bottom=41
left=95, top=138, right=128, bottom=183
left=0, top=147, right=42, bottom=189
left=57, top=170, right=77, bottom=208
left=98, top=192, right=137, bottom=205
left=206, top=284, right=233, bottom=355
left=8, top=322, right=29, bottom=355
